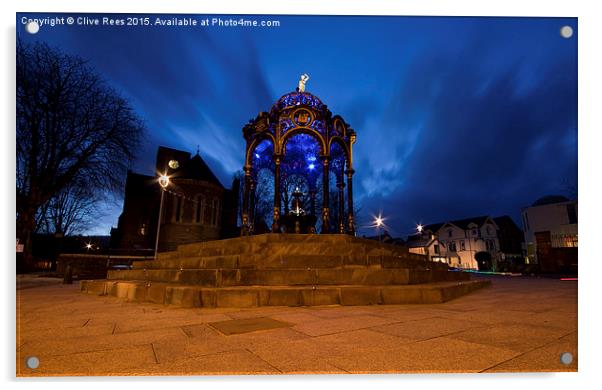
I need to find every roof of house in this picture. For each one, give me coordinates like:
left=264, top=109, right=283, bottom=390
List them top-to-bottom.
left=424, top=215, right=492, bottom=233
left=492, top=215, right=523, bottom=235
left=422, top=222, right=445, bottom=233
left=363, top=232, right=406, bottom=246
left=405, top=233, right=435, bottom=248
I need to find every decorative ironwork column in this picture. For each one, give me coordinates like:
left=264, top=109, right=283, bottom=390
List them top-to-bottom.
left=272, top=155, right=282, bottom=233
left=321, top=156, right=330, bottom=233
left=241, top=165, right=251, bottom=235
left=346, top=169, right=355, bottom=235
left=248, top=177, right=256, bottom=234
left=337, top=177, right=345, bottom=234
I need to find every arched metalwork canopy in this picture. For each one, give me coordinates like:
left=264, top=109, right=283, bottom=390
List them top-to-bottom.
left=241, top=91, right=356, bottom=235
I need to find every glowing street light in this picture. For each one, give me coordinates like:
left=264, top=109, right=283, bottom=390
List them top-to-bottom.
left=154, top=173, right=170, bottom=259
left=158, top=174, right=170, bottom=189
left=374, top=214, right=384, bottom=242
left=375, top=216, right=383, bottom=227
left=417, top=224, right=424, bottom=233
left=85, top=242, right=93, bottom=251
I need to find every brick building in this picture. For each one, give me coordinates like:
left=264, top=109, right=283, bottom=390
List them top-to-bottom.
left=110, top=146, right=239, bottom=252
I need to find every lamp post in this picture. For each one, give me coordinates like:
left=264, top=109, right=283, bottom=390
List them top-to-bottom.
left=154, top=174, right=170, bottom=260
left=375, top=215, right=384, bottom=242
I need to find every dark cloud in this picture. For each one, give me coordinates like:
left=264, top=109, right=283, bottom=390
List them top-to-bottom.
left=357, top=24, right=577, bottom=236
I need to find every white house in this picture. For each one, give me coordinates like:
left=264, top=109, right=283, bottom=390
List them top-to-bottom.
left=423, top=216, right=501, bottom=270
left=406, top=234, right=461, bottom=265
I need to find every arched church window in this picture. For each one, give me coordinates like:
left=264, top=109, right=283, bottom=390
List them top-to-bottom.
left=173, top=195, right=183, bottom=223
left=195, top=195, right=205, bottom=224
left=211, top=198, right=220, bottom=226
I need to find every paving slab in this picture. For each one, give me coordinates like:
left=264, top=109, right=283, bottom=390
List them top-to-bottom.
left=365, top=307, right=465, bottom=323
left=292, top=314, right=397, bottom=336
left=371, top=316, right=488, bottom=341
left=209, top=317, right=292, bottom=335
left=447, top=323, right=572, bottom=353
left=151, top=326, right=239, bottom=364
left=18, top=327, right=188, bottom=359
left=223, top=327, right=311, bottom=350
left=246, top=329, right=413, bottom=373
left=483, top=331, right=578, bottom=372
left=327, top=337, right=521, bottom=373
left=17, top=344, right=157, bottom=376
left=146, top=349, right=281, bottom=375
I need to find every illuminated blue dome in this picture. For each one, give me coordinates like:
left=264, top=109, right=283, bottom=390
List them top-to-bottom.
left=271, top=91, right=326, bottom=112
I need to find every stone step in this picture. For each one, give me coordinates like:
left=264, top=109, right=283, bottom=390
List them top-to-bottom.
left=158, top=234, right=411, bottom=260
left=134, top=253, right=436, bottom=271
left=134, top=255, right=247, bottom=270
left=107, top=268, right=468, bottom=287
left=80, top=279, right=491, bottom=307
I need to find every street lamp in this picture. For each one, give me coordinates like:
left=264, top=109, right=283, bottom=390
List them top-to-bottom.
left=154, top=174, right=170, bottom=260
left=374, top=215, right=384, bottom=242
left=417, top=224, right=424, bottom=234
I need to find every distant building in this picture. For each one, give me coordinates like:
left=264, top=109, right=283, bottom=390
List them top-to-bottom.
left=110, top=146, right=239, bottom=252
left=521, top=195, right=577, bottom=273
left=422, top=215, right=523, bottom=270
left=492, top=216, right=525, bottom=264
left=363, top=231, right=406, bottom=246
left=406, top=233, right=460, bottom=265
left=30, top=234, right=111, bottom=271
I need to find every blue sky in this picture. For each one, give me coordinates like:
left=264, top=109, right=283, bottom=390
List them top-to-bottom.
left=17, top=13, right=578, bottom=237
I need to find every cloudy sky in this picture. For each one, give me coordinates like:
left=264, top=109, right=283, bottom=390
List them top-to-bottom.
left=17, top=13, right=577, bottom=237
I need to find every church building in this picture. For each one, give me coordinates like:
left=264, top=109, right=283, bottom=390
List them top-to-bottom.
left=110, top=146, right=239, bottom=252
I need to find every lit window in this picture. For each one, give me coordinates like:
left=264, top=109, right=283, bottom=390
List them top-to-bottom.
left=551, top=234, right=578, bottom=248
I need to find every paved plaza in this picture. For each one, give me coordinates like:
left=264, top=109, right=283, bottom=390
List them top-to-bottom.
left=16, top=275, right=577, bottom=376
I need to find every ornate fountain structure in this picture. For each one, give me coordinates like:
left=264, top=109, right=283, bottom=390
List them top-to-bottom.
left=240, top=75, right=356, bottom=235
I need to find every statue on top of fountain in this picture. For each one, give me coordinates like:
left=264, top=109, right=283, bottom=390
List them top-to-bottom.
left=296, top=73, right=309, bottom=93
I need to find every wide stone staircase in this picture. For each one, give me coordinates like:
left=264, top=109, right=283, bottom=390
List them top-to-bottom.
left=80, top=234, right=490, bottom=307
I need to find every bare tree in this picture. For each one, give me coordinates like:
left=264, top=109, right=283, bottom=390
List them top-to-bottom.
left=16, top=40, right=144, bottom=270
left=253, top=170, right=275, bottom=229
left=36, top=181, right=104, bottom=236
